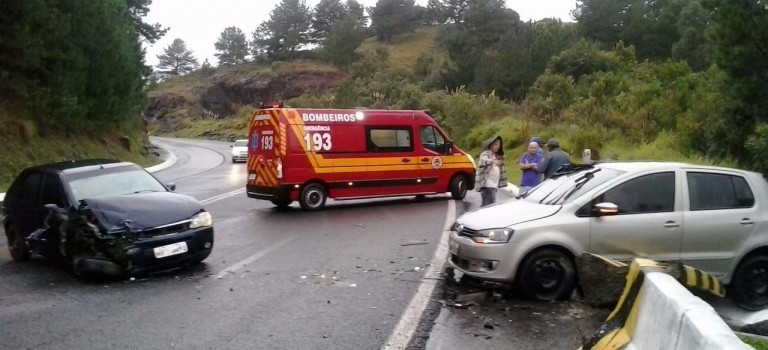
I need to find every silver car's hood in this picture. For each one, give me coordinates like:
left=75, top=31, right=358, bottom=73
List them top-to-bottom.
left=457, top=199, right=561, bottom=229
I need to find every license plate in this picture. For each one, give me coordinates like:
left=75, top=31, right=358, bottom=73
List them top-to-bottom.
left=449, top=240, right=459, bottom=255
left=153, top=242, right=188, bottom=259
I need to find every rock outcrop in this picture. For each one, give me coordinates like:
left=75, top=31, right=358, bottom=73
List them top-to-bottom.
left=145, top=65, right=346, bottom=132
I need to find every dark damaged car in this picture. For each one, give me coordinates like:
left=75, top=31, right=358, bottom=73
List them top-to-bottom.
left=2, top=159, right=214, bottom=277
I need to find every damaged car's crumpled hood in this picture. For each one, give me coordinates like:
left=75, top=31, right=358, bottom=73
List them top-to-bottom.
left=81, top=192, right=204, bottom=231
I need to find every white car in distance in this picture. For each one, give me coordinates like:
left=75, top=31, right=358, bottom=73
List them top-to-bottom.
left=230, top=139, right=248, bottom=163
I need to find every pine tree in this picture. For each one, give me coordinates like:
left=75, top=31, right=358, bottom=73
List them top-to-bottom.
left=214, top=26, right=249, bottom=66
left=156, top=38, right=198, bottom=77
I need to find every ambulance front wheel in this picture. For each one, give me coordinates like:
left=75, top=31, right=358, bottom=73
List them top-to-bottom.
left=449, top=174, right=468, bottom=200
left=300, top=183, right=327, bottom=211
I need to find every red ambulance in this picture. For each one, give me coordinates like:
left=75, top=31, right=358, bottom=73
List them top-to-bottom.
left=246, top=105, right=477, bottom=210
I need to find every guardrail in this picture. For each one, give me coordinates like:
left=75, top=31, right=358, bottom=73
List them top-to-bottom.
left=582, top=258, right=751, bottom=350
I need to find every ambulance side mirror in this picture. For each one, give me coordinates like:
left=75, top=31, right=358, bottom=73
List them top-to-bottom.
left=445, top=140, right=454, bottom=155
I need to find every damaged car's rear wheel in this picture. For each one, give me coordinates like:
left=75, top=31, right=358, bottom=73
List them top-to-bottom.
left=6, top=224, right=31, bottom=261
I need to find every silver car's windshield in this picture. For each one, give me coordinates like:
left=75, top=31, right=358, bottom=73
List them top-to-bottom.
left=234, top=140, right=248, bottom=147
left=523, top=167, right=625, bottom=205
left=67, top=168, right=168, bottom=201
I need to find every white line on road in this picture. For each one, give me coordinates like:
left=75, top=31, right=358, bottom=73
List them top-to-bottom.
left=200, top=188, right=245, bottom=205
left=383, top=199, right=456, bottom=350
left=215, top=236, right=297, bottom=279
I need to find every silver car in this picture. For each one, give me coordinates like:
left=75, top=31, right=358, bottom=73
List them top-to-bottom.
left=230, top=139, right=248, bottom=163
left=449, top=162, right=768, bottom=310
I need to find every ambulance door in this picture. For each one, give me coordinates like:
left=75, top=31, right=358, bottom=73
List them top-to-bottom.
left=248, top=110, right=281, bottom=189
left=365, top=125, right=422, bottom=196
left=417, top=125, right=450, bottom=192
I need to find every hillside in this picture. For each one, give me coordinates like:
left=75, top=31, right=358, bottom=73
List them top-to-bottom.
left=146, top=27, right=445, bottom=140
left=0, top=113, right=156, bottom=191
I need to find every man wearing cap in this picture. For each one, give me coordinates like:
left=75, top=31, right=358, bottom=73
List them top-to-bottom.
left=539, top=138, right=570, bottom=179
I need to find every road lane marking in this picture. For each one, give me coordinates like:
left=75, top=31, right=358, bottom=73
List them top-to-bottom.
left=200, top=188, right=245, bottom=205
left=383, top=199, right=456, bottom=350
left=215, top=236, right=297, bottom=279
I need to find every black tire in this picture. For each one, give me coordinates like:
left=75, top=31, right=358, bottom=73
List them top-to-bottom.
left=449, top=174, right=468, bottom=200
left=299, top=183, right=327, bottom=211
left=271, top=198, right=292, bottom=208
left=6, top=224, right=31, bottom=261
left=190, top=249, right=212, bottom=265
left=515, top=249, right=576, bottom=301
left=731, top=255, right=768, bottom=310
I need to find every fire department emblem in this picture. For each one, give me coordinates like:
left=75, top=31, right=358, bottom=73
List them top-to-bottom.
left=431, top=156, right=443, bottom=169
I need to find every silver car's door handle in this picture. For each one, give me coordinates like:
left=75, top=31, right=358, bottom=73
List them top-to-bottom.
left=741, top=218, right=755, bottom=225
left=664, top=221, right=680, bottom=228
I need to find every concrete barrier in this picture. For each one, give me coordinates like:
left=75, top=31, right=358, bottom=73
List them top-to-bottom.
left=582, top=259, right=751, bottom=350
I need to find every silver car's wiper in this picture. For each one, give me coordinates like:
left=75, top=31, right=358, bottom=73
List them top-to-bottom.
left=544, top=169, right=602, bottom=205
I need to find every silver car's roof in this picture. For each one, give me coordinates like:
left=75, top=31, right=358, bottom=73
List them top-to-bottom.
left=595, top=161, right=759, bottom=175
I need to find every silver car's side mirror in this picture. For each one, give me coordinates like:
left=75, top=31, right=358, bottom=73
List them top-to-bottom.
left=166, top=183, right=176, bottom=192
left=595, top=202, right=618, bottom=217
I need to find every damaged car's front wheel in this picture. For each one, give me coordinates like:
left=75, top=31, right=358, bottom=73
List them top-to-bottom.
left=6, top=224, right=31, bottom=262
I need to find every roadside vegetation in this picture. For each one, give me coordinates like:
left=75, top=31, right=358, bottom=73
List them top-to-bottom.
left=3, top=0, right=767, bottom=190
left=148, top=0, right=765, bottom=187
left=0, top=1, right=163, bottom=190
left=741, top=335, right=768, bottom=349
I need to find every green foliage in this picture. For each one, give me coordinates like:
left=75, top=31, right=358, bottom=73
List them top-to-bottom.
left=126, top=0, right=168, bottom=44
left=255, top=0, right=312, bottom=61
left=311, top=0, right=347, bottom=43
left=370, top=0, right=421, bottom=43
left=573, top=0, right=686, bottom=62
left=702, top=0, right=768, bottom=171
left=672, top=1, right=713, bottom=71
left=323, top=15, right=367, bottom=69
left=215, top=26, right=249, bottom=66
left=156, top=38, right=199, bottom=77
left=548, top=40, right=634, bottom=81
left=524, top=73, right=576, bottom=125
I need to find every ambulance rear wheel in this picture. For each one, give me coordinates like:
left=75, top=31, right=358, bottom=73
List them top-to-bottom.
left=449, top=174, right=467, bottom=200
left=300, top=183, right=327, bottom=211
left=271, top=198, right=292, bottom=208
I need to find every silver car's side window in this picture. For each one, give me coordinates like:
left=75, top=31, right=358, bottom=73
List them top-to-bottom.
left=597, top=172, right=675, bottom=215
left=687, top=172, right=755, bottom=210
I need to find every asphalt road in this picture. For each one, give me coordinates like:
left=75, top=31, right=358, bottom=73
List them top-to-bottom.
left=0, top=137, right=628, bottom=349
left=0, top=137, right=465, bottom=350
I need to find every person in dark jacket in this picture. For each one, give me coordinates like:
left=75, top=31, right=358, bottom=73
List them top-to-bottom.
left=474, top=136, right=507, bottom=206
left=539, top=138, right=570, bottom=179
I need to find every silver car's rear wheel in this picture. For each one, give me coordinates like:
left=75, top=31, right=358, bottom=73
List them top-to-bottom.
left=731, top=255, right=768, bottom=310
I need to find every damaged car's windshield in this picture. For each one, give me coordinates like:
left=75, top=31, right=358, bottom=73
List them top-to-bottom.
left=67, top=167, right=168, bottom=202
left=522, top=167, right=625, bottom=205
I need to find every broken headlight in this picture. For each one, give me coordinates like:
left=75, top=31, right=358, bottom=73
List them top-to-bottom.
left=189, top=211, right=213, bottom=229
left=471, top=228, right=512, bottom=244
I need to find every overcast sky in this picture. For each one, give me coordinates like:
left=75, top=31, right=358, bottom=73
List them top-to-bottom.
left=144, top=0, right=577, bottom=68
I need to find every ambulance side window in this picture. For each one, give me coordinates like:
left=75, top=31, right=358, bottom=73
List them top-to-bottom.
left=419, top=126, right=446, bottom=153
left=367, top=127, right=413, bottom=153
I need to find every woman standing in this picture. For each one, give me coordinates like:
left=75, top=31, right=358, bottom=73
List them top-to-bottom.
left=474, top=136, right=507, bottom=206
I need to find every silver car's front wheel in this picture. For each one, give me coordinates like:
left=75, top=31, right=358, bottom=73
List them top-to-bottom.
left=516, top=249, right=576, bottom=301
